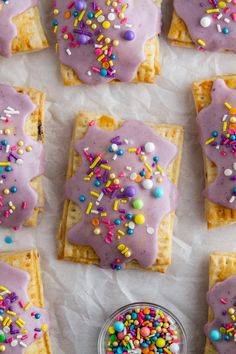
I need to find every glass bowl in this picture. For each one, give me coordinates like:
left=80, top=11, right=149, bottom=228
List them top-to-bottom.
left=98, top=302, right=187, bottom=354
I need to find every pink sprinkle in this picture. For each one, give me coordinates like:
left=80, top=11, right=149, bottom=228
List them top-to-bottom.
left=233, top=0, right=236, bottom=4
left=67, top=1, right=75, bottom=9
left=224, top=7, right=231, bottom=14
left=232, top=13, right=236, bottom=21
left=120, top=18, right=128, bottom=24
left=62, top=26, right=68, bottom=33
left=108, top=47, right=113, bottom=57
left=95, top=48, right=103, bottom=55
left=92, top=66, right=100, bottom=72
left=89, top=120, right=95, bottom=126
left=11, top=145, right=17, bottom=151
left=21, top=201, right=27, bottom=209
left=4, top=211, right=9, bottom=218
left=119, top=215, right=125, bottom=221
left=102, top=219, right=110, bottom=225
left=108, top=231, right=114, bottom=237
left=105, top=236, right=112, bottom=244
left=220, top=298, right=228, bottom=304
left=19, top=301, right=24, bottom=308
left=0, top=305, right=6, bottom=310
left=31, top=312, right=37, bottom=316
left=34, top=333, right=39, bottom=340
left=21, top=335, right=28, bottom=341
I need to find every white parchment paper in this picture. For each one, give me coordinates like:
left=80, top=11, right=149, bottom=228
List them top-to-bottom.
left=1, top=0, right=236, bottom=353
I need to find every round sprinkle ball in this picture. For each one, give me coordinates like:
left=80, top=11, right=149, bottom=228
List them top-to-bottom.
left=75, top=0, right=85, bottom=10
left=200, top=16, right=212, bottom=28
left=123, top=30, right=135, bottom=41
left=145, top=142, right=155, bottom=153
left=224, top=168, right=232, bottom=177
left=142, top=179, right=153, bottom=190
left=124, top=186, right=136, bottom=197
left=153, top=187, right=164, bottom=198
left=132, top=198, right=144, bottom=209
left=134, top=214, right=145, bottom=225
left=4, top=236, right=13, bottom=244
left=101, top=304, right=185, bottom=354
left=210, top=329, right=222, bottom=341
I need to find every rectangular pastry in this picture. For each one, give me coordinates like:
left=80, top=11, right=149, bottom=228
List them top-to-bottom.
left=52, top=0, right=162, bottom=85
left=0, top=1, right=49, bottom=58
left=168, top=1, right=236, bottom=52
left=193, top=75, right=236, bottom=229
left=0, top=84, right=45, bottom=229
left=58, top=112, right=184, bottom=272
left=0, top=249, right=51, bottom=353
left=204, top=252, right=236, bottom=353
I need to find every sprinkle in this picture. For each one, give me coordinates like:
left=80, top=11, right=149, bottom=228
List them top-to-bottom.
left=86, top=202, right=93, bottom=214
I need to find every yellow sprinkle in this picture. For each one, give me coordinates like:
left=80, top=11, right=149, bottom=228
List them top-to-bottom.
left=106, top=0, right=111, bottom=4
left=121, top=3, right=128, bottom=11
left=206, top=8, right=219, bottom=13
left=78, top=9, right=85, bottom=21
left=95, top=9, right=103, bottom=17
left=74, top=18, right=79, bottom=27
left=54, top=25, right=58, bottom=33
left=97, top=34, right=104, bottom=42
left=197, top=39, right=206, bottom=47
left=55, top=43, right=59, bottom=53
left=101, top=45, right=108, bottom=51
left=97, top=54, right=105, bottom=62
left=109, top=60, right=113, bottom=66
left=225, top=102, right=232, bottom=110
left=223, top=122, right=228, bottom=132
left=205, top=137, right=215, bottom=145
left=128, top=148, right=137, bottom=152
left=90, top=156, right=101, bottom=169
left=0, top=162, right=10, bottom=167
left=144, top=162, right=152, bottom=172
left=100, top=164, right=111, bottom=170
left=156, top=165, right=163, bottom=174
left=88, top=171, right=94, bottom=178
left=83, top=177, right=90, bottom=181
left=106, top=180, right=111, bottom=187
left=90, top=191, right=100, bottom=198
left=120, top=199, right=127, bottom=204
left=113, top=200, right=119, bottom=211
left=86, top=202, right=93, bottom=214
left=100, top=213, right=107, bottom=217
left=118, top=230, right=125, bottom=236
left=0, top=286, right=11, bottom=293
left=24, top=302, right=31, bottom=311
left=6, top=311, right=16, bottom=316
left=159, top=311, right=165, bottom=318
left=2, top=317, right=10, bottom=326
left=16, top=321, right=24, bottom=328
left=41, top=324, right=48, bottom=332
left=227, top=327, right=234, bottom=333
left=137, top=328, right=140, bottom=339
left=22, top=329, right=28, bottom=334
left=164, top=349, right=172, bottom=354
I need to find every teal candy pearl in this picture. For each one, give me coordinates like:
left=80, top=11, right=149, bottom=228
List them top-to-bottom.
left=10, top=186, right=17, bottom=193
left=153, top=187, right=164, bottom=198
left=210, top=329, right=222, bottom=341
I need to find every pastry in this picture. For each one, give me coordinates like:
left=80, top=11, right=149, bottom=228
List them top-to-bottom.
left=0, top=0, right=48, bottom=58
left=52, top=0, right=162, bottom=85
left=168, top=0, right=236, bottom=52
left=193, top=75, right=236, bottom=229
left=0, top=84, right=45, bottom=229
left=58, top=112, right=184, bottom=272
left=0, top=249, right=51, bottom=353
left=204, top=252, right=236, bottom=354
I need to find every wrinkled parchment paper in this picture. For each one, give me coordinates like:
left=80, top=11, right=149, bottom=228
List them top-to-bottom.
left=1, top=0, right=236, bottom=353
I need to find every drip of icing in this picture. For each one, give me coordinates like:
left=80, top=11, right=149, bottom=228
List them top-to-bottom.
left=0, top=0, right=37, bottom=57
left=53, top=0, right=161, bottom=84
left=173, top=0, right=236, bottom=52
left=197, top=79, right=236, bottom=209
left=0, top=84, right=44, bottom=228
left=65, top=119, right=178, bottom=269
left=0, top=261, right=49, bottom=354
left=205, top=275, right=236, bottom=352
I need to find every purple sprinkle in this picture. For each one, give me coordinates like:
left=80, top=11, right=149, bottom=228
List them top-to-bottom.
left=111, top=136, right=120, bottom=143
left=97, top=207, right=104, bottom=212
left=118, top=208, right=126, bottom=214
left=34, top=328, right=41, bottom=332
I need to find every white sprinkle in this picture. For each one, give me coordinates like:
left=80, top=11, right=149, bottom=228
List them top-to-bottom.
left=217, top=13, right=223, bottom=20
left=97, top=15, right=105, bottom=23
left=224, top=18, right=230, bottom=23
left=125, top=23, right=132, bottom=28
left=114, top=24, right=121, bottom=29
left=217, top=24, right=222, bottom=32
left=94, top=44, right=102, bottom=48
left=66, top=48, right=71, bottom=56
left=104, top=50, right=108, bottom=55
left=87, top=71, right=92, bottom=76
left=4, top=107, right=19, bottom=115
left=222, top=114, right=228, bottom=121
left=0, top=117, right=7, bottom=121
left=0, top=130, right=3, bottom=134
left=124, top=138, right=129, bottom=145
left=5, top=144, right=10, bottom=153
left=216, top=145, right=220, bottom=150
left=84, top=147, right=89, bottom=151
left=112, top=154, right=117, bottom=160
left=16, top=159, right=23, bottom=165
left=233, top=162, right=236, bottom=171
left=126, top=166, right=132, bottom=171
left=130, top=172, right=137, bottom=180
left=0, top=181, right=3, bottom=185
left=97, top=192, right=104, bottom=201
left=229, top=196, right=235, bottom=203
left=8, top=201, right=13, bottom=207
left=95, top=201, right=100, bottom=206
left=9, top=209, right=13, bottom=214
left=91, top=209, right=99, bottom=214
left=128, top=222, right=135, bottom=229
left=147, top=227, right=155, bottom=235
left=0, top=291, right=8, bottom=296
left=3, top=326, right=10, bottom=333
left=17, top=335, right=23, bottom=339
left=11, top=340, right=18, bottom=347
left=19, top=342, right=28, bottom=348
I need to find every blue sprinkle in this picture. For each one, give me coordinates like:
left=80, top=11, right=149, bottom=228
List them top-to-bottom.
left=4, top=236, right=13, bottom=244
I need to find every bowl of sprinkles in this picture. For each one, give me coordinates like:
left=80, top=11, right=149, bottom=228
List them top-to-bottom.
left=98, top=302, right=187, bottom=354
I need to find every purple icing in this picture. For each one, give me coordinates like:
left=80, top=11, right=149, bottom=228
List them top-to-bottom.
left=0, top=0, right=37, bottom=57
left=53, top=0, right=161, bottom=84
left=173, top=0, right=236, bottom=52
left=197, top=79, right=236, bottom=209
left=0, top=84, right=44, bottom=228
left=65, top=119, right=178, bottom=269
left=0, top=261, right=49, bottom=354
left=205, top=276, right=236, bottom=352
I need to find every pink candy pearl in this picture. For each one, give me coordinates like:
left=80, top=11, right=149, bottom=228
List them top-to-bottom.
left=140, top=326, right=150, bottom=337
left=117, top=331, right=125, bottom=340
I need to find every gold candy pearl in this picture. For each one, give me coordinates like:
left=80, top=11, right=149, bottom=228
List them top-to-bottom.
left=112, top=1, right=118, bottom=6
left=53, top=8, right=60, bottom=15
left=118, top=13, right=125, bottom=19
left=86, top=19, right=92, bottom=25
left=91, top=24, right=97, bottom=30
left=63, top=34, right=69, bottom=40
left=105, top=37, right=111, bottom=44
left=113, top=40, right=119, bottom=47
left=230, top=117, right=236, bottom=123
left=4, top=129, right=10, bottom=135
left=17, top=140, right=24, bottom=147
left=25, top=146, right=33, bottom=152
left=17, top=149, right=24, bottom=155
left=139, top=155, right=146, bottom=162
left=110, top=173, right=116, bottom=179
left=114, top=178, right=120, bottom=185
left=3, top=189, right=10, bottom=195
left=93, top=227, right=101, bottom=235
left=228, top=307, right=235, bottom=315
